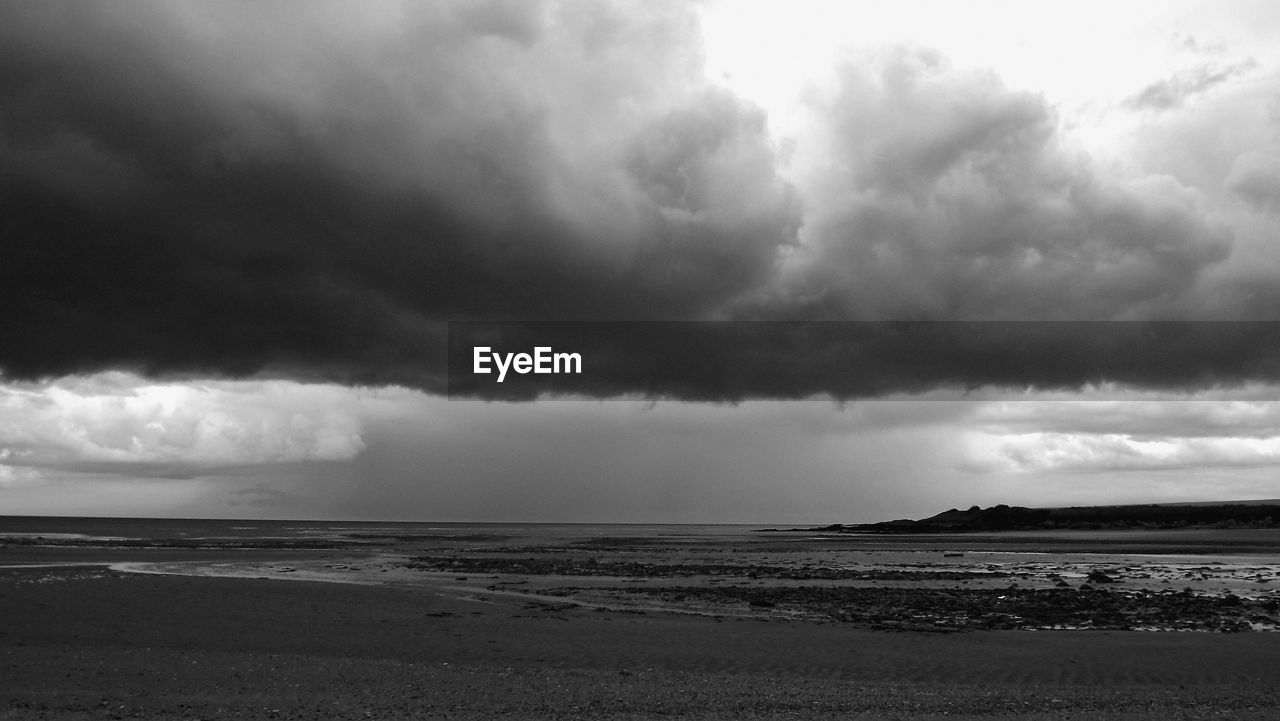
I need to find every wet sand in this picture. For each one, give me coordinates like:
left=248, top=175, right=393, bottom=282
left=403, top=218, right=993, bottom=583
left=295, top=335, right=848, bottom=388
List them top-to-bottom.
left=6, top=526, right=1280, bottom=718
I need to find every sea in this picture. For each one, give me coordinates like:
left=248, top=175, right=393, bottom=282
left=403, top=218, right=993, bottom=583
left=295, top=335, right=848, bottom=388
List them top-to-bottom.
left=0, top=515, right=764, bottom=545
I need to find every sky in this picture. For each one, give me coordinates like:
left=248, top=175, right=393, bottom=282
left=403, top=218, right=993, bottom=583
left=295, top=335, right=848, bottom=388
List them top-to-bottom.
left=3, top=0, right=1280, bottom=522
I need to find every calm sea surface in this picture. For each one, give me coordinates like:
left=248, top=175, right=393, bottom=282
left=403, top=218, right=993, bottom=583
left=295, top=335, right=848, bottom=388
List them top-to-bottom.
left=0, top=515, right=764, bottom=544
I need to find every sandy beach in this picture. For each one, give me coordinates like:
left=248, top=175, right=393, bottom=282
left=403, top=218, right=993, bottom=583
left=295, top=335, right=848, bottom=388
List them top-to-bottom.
left=6, top=524, right=1280, bottom=719
left=5, top=565, right=1280, bottom=720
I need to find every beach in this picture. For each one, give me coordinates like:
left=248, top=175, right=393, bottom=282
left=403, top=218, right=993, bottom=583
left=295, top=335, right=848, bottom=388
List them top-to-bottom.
left=5, top=521, right=1280, bottom=719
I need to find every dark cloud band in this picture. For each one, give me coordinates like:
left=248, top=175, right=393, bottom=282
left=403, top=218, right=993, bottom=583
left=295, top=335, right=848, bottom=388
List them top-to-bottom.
left=447, top=321, right=1280, bottom=401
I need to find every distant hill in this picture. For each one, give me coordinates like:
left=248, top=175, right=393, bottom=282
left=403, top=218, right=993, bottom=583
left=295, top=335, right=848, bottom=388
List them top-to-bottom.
left=820, top=500, right=1280, bottom=533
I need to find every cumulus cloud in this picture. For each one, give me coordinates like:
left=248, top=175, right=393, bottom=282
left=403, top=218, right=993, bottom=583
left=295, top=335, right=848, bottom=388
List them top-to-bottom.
left=755, top=48, right=1234, bottom=321
left=0, top=372, right=366, bottom=474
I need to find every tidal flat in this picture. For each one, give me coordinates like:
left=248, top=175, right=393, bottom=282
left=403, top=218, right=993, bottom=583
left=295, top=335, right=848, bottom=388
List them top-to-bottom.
left=4, top=518, right=1280, bottom=719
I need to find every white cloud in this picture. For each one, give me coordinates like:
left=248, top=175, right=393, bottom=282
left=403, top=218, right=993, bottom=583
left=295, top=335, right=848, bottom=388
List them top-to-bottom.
left=743, top=47, right=1234, bottom=321
left=0, top=372, right=366, bottom=471
left=961, top=386, right=1280, bottom=473
left=970, top=393, right=1280, bottom=438
left=966, top=431, right=1280, bottom=473
left=0, top=462, right=42, bottom=489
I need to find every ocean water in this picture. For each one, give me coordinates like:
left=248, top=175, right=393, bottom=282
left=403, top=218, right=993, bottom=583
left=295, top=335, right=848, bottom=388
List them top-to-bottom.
left=0, top=515, right=765, bottom=546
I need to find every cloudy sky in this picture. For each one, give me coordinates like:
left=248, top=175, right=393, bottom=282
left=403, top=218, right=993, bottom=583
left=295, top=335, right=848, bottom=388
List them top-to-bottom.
left=4, top=0, right=1280, bottom=522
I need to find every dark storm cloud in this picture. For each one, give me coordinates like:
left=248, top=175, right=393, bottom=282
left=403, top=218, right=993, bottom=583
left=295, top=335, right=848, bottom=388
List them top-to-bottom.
left=0, top=1, right=799, bottom=388
left=4, top=6, right=1278, bottom=400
